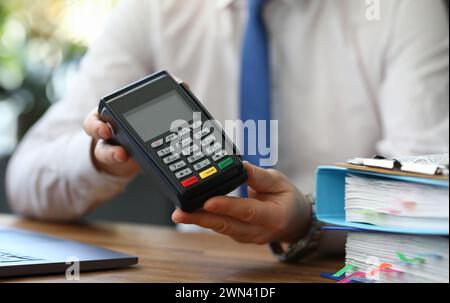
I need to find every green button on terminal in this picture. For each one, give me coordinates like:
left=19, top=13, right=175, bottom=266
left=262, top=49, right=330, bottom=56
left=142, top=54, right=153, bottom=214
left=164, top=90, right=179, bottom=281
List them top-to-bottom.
left=218, top=157, right=234, bottom=170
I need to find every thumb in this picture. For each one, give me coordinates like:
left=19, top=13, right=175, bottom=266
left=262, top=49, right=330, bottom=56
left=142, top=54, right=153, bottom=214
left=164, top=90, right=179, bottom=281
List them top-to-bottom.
left=243, top=161, right=290, bottom=194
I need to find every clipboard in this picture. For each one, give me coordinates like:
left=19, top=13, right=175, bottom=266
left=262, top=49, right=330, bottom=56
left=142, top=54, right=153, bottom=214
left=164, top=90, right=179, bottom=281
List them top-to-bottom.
left=344, top=154, right=449, bottom=180
left=337, top=163, right=449, bottom=181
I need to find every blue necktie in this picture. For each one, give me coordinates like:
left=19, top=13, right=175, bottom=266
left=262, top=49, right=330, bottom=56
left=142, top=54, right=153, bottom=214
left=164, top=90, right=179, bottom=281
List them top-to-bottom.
left=240, top=0, right=271, bottom=197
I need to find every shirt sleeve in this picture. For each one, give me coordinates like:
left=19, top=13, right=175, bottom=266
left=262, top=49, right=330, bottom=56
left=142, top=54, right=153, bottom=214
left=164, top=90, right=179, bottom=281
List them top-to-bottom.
left=6, top=0, right=156, bottom=221
left=376, top=0, right=449, bottom=157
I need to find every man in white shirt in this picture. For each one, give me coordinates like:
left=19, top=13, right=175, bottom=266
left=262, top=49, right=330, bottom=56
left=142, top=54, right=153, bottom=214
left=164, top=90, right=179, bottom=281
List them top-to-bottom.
left=6, top=0, right=449, bottom=250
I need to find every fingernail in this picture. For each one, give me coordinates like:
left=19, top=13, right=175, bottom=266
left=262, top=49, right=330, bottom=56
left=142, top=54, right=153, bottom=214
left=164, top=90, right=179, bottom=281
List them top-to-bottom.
left=97, top=128, right=106, bottom=139
left=113, top=152, right=125, bottom=163
left=205, top=203, right=217, bottom=212
left=172, top=215, right=181, bottom=223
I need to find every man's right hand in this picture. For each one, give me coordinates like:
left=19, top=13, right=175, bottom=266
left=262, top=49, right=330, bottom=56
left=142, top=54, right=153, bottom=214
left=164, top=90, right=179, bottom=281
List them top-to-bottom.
left=83, top=108, right=140, bottom=177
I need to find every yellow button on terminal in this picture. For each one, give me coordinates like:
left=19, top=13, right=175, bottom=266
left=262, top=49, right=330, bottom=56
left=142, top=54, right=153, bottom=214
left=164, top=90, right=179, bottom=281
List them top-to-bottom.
left=199, top=167, right=218, bottom=179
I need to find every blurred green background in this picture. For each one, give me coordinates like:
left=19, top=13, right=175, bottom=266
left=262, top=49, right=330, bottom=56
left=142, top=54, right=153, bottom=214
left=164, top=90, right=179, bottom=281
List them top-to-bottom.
left=0, top=0, right=174, bottom=225
left=0, top=0, right=115, bottom=152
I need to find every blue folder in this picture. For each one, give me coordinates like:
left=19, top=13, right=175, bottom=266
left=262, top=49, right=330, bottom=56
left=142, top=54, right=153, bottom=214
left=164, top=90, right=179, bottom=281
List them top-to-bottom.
left=315, top=166, right=449, bottom=235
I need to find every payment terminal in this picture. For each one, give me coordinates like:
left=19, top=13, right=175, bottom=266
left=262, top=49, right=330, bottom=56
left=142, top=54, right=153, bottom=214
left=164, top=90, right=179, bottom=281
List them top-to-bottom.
left=99, top=71, right=247, bottom=212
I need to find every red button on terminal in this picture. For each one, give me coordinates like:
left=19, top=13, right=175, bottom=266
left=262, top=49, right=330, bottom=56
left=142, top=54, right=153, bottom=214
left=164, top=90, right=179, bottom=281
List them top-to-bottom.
left=181, top=176, right=199, bottom=188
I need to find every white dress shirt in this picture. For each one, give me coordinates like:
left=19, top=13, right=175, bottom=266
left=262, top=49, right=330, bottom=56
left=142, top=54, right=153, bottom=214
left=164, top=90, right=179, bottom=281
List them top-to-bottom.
left=6, top=0, right=449, bottom=221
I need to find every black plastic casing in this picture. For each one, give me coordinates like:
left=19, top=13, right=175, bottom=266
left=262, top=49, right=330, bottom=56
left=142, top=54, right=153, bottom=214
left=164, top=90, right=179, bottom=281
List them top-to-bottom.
left=98, top=71, right=247, bottom=212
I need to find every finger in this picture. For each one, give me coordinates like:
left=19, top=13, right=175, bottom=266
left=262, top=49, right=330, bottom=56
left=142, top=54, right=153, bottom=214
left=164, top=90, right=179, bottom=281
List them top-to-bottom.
left=83, top=108, right=112, bottom=140
left=94, top=140, right=130, bottom=164
left=243, top=162, right=290, bottom=193
left=204, top=196, right=284, bottom=228
left=172, top=209, right=266, bottom=244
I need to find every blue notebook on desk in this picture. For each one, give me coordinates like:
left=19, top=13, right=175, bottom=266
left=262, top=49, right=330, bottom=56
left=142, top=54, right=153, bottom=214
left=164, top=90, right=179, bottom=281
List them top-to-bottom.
left=315, top=165, right=449, bottom=235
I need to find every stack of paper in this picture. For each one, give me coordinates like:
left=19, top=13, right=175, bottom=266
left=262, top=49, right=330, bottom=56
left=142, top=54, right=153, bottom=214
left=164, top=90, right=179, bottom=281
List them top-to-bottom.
left=316, top=153, right=449, bottom=283
left=345, top=174, right=449, bottom=231
left=345, top=232, right=449, bottom=283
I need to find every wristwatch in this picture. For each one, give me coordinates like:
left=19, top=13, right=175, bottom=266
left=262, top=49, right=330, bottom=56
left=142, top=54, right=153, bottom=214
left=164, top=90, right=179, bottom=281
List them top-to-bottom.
left=269, top=194, right=323, bottom=263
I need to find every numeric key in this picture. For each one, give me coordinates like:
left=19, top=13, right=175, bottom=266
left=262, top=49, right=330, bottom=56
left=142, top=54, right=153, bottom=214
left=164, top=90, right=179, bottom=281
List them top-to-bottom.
left=157, top=146, right=174, bottom=157
left=187, top=152, right=205, bottom=164
left=163, top=154, right=181, bottom=164
left=193, top=159, right=211, bottom=171
left=169, top=160, right=187, bottom=172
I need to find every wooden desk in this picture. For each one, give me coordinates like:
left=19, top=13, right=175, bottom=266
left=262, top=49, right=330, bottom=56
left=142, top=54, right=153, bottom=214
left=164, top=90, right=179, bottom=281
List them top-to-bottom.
left=0, top=214, right=342, bottom=283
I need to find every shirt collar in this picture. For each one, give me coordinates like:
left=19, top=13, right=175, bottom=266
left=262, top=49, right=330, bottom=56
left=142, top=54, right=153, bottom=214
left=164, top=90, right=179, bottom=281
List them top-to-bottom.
left=216, top=0, right=297, bottom=10
left=216, top=0, right=237, bottom=9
